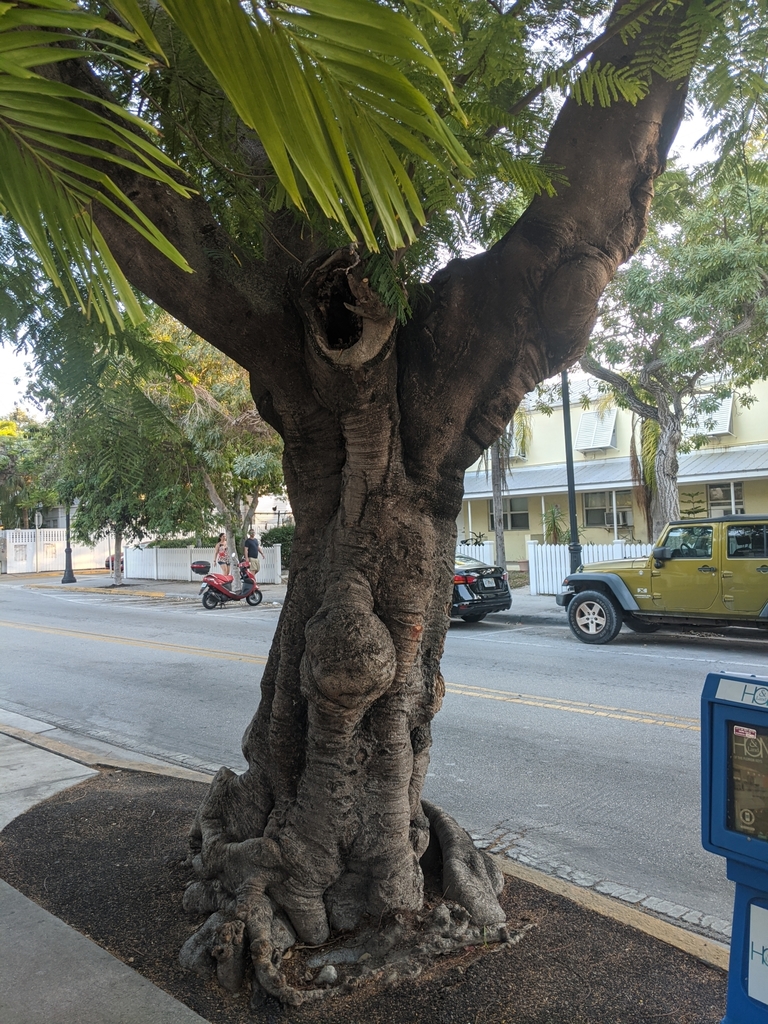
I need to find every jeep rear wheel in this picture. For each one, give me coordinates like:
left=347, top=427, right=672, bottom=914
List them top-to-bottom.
left=567, top=590, right=622, bottom=645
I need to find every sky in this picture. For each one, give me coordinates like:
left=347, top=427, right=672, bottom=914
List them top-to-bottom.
left=0, top=109, right=719, bottom=419
left=0, top=345, right=34, bottom=418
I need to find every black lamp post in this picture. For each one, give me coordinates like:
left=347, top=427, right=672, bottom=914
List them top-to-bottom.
left=561, top=370, right=583, bottom=573
left=61, top=508, right=77, bottom=584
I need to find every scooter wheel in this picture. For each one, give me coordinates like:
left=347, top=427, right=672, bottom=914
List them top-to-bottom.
left=246, top=590, right=263, bottom=607
left=202, top=591, right=219, bottom=609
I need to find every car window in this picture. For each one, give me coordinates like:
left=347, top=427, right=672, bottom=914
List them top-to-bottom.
left=727, top=524, right=768, bottom=558
left=665, top=526, right=713, bottom=559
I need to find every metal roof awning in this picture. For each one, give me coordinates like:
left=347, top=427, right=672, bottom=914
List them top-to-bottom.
left=462, top=443, right=768, bottom=499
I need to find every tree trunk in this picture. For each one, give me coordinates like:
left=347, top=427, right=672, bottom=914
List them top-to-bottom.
left=56, top=3, right=691, bottom=1002
left=181, top=345, right=511, bottom=1000
left=651, top=413, right=683, bottom=541
left=491, top=441, right=506, bottom=569
left=200, top=471, right=239, bottom=573
left=113, top=528, right=123, bottom=586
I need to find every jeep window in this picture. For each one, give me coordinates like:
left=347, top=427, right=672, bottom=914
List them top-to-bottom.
left=665, top=525, right=713, bottom=558
left=727, top=525, right=768, bottom=559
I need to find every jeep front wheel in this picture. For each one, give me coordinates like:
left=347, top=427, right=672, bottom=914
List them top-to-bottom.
left=567, top=591, right=622, bottom=645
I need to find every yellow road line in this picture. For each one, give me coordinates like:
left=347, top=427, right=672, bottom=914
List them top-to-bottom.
left=0, top=620, right=268, bottom=665
left=0, top=620, right=695, bottom=730
left=444, top=682, right=699, bottom=723
left=444, top=683, right=700, bottom=731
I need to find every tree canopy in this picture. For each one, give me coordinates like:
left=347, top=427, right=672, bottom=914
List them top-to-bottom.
left=584, top=159, right=768, bottom=536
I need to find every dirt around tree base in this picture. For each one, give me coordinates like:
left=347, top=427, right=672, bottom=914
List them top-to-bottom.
left=0, top=769, right=726, bottom=1024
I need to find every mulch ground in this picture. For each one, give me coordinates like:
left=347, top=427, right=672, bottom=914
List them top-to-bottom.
left=0, top=769, right=727, bottom=1024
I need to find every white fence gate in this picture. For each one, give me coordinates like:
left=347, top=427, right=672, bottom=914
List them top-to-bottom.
left=0, top=529, right=112, bottom=574
left=527, top=540, right=654, bottom=596
left=456, top=541, right=495, bottom=564
left=124, top=544, right=283, bottom=584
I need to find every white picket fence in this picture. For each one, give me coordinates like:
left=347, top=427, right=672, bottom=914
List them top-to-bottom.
left=0, top=529, right=112, bottom=574
left=528, top=540, right=653, bottom=596
left=456, top=541, right=495, bottom=563
left=124, top=544, right=282, bottom=584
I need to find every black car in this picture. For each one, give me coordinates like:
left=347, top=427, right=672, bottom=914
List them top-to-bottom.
left=451, top=555, right=512, bottom=623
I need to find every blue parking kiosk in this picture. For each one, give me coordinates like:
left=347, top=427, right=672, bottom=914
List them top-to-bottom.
left=702, top=671, right=768, bottom=1023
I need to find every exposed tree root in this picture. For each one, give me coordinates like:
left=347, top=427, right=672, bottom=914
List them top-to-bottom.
left=180, top=800, right=524, bottom=1006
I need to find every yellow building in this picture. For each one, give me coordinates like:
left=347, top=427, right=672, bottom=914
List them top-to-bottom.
left=460, top=378, right=768, bottom=568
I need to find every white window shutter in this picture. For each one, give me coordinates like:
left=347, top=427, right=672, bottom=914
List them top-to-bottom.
left=575, top=408, right=617, bottom=451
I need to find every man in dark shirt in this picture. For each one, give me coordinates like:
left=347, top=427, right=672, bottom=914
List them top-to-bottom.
left=244, top=530, right=264, bottom=575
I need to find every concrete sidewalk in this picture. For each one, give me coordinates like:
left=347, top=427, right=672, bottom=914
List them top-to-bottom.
left=0, top=731, right=210, bottom=1024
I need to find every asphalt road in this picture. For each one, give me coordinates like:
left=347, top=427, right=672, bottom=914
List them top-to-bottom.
left=2, top=579, right=767, bottom=931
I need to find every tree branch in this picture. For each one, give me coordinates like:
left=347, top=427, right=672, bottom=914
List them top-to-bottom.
left=399, top=0, right=690, bottom=476
left=500, top=0, right=666, bottom=124
left=580, top=353, right=659, bottom=421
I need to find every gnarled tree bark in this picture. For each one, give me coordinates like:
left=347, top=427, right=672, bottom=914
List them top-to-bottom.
left=54, top=3, right=689, bottom=1003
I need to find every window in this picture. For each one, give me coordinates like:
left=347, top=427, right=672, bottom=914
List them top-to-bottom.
left=574, top=408, right=618, bottom=452
left=708, top=482, right=744, bottom=517
left=583, top=490, right=632, bottom=528
left=488, top=497, right=529, bottom=531
left=665, top=525, right=713, bottom=559
left=727, top=525, right=768, bottom=559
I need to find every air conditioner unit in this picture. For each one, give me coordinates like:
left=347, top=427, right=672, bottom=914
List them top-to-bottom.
left=605, top=510, right=633, bottom=528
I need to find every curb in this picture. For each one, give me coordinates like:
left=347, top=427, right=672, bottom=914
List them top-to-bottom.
left=26, top=584, right=172, bottom=598
left=0, top=724, right=214, bottom=784
left=495, top=856, right=729, bottom=972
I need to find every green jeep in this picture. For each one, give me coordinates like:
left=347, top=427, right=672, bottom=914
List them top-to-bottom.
left=556, top=516, right=768, bottom=644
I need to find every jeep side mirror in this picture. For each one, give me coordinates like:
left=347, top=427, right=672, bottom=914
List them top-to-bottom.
left=653, top=546, right=671, bottom=568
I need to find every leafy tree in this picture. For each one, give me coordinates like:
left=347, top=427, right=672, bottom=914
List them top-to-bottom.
left=4, top=0, right=766, bottom=1005
left=582, top=163, right=768, bottom=540
left=144, top=319, right=284, bottom=559
left=36, top=336, right=213, bottom=583
left=0, top=412, right=55, bottom=528
left=261, top=523, right=295, bottom=565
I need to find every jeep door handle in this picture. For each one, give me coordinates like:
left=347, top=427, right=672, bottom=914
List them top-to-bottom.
left=697, top=565, right=717, bottom=573
left=757, top=566, right=768, bottom=574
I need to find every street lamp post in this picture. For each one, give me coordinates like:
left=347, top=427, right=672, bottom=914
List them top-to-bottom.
left=561, top=370, right=583, bottom=574
left=61, top=508, right=77, bottom=584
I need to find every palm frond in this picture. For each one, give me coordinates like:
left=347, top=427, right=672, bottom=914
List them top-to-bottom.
left=0, top=0, right=194, bottom=330
left=157, top=0, right=471, bottom=251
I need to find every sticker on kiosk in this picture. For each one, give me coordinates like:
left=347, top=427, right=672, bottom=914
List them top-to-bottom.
left=729, top=722, right=768, bottom=841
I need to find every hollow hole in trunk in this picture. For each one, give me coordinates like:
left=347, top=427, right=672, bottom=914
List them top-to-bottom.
left=318, top=272, right=363, bottom=350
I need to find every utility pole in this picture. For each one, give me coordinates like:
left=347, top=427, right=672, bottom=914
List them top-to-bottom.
left=561, top=370, right=583, bottom=573
left=61, top=508, right=77, bottom=584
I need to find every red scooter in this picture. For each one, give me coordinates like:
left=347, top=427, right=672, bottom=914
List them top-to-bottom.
left=198, top=554, right=263, bottom=609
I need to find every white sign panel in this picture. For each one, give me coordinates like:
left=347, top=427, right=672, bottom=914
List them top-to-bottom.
left=716, top=679, right=768, bottom=708
left=749, top=904, right=768, bottom=1006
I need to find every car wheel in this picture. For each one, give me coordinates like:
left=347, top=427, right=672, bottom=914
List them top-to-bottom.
left=246, top=590, right=263, bottom=606
left=567, top=590, right=622, bottom=644
left=201, top=591, right=219, bottom=610
left=460, top=612, right=487, bottom=623
left=624, top=615, right=660, bottom=634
